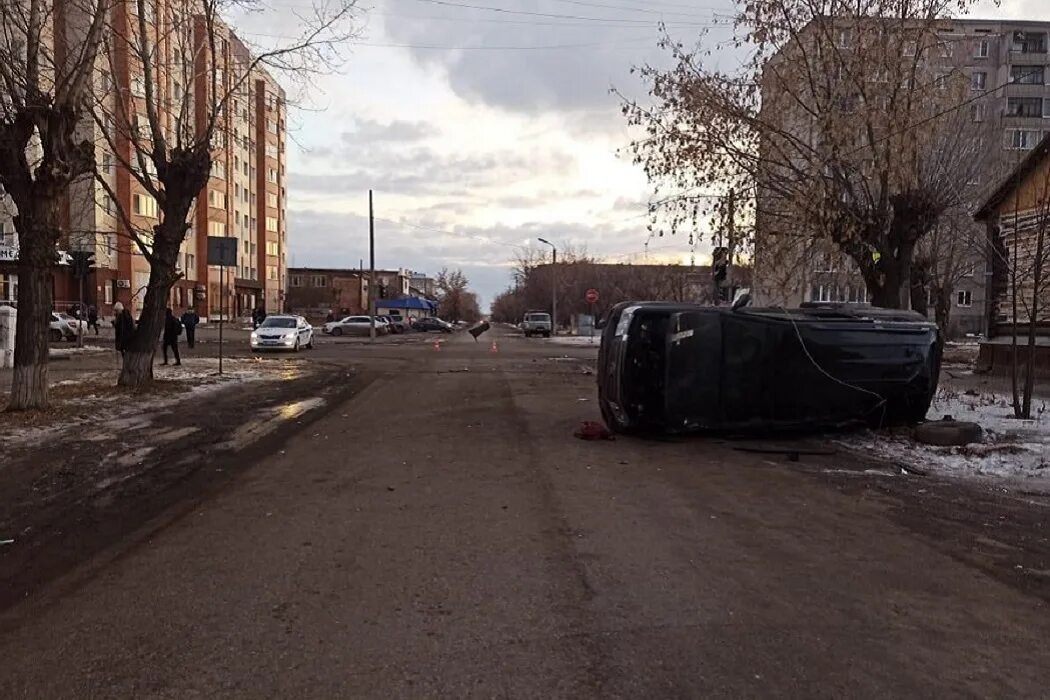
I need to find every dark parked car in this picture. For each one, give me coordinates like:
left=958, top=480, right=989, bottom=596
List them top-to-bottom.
left=598, top=301, right=940, bottom=435
left=414, top=317, right=453, bottom=333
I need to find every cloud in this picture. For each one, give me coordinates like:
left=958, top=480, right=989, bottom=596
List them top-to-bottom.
left=379, top=0, right=735, bottom=115
left=342, top=117, right=431, bottom=142
left=290, top=146, right=578, bottom=199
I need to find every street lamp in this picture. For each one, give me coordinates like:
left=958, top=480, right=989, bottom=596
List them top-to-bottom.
left=537, top=237, right=557, bottom=333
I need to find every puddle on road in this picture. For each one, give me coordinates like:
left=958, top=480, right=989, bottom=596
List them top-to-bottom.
left=222, top=397, right=327, bottom=451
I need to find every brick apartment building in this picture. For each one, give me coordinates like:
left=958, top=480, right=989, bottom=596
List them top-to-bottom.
left=0, top=1, right=287, bottom=320
left=752, top=19, right=1050, bottom=337
left=285, top=268, right=436, bottom=320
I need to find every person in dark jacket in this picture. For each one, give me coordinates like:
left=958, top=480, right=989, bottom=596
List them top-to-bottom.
left=113, top=302, right=135, bottom=354
left=87, top=305, right=100, bottom=335
left=252, top=306, right=266, bottom=329
left=180, top=307, right=200, bottom=349
left=161, top=308, right=182, bottom=366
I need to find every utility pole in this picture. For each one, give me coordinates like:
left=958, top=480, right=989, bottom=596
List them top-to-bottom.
left=369, top=190, right=376, bottom=343
left=538, top=237, right=557, bottom=333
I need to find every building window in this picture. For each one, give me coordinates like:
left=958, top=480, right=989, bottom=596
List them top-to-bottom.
left=903, top=39, right=917, bottom=57
left=974, top=39, right=990, bottom=58
left=1010, top=65, right=1045, bottom=85
left=970, top=71, right=986, bottom=91
left=934, top=72, right=950, bottom=91
left=131, top=76, right=146, bottom=97
left=1007, top=97, right=1043, bottom=117
left=970, top=103, right=984, bottom=122
left=266, top=119, right=277, bottom=134
left=1007, top=129, right=1041, bottom=150
left=212, top=160, right=226, bottom=179
left=267, top=168, right=277, bottom=184
left=208, top=189, right=227, bottom=209
left=266, top=192, right=278, bottom=207
left=102, top=193, right=114, bottom=215
left=132, top=193, right=158, bottom=218
left=265, top=216, right=278, bottom=231
left=208, top=221, right=226, bottom=236
left=243, top=239, right=249, bottom=253
left=266, top=241, right=279, bottom=256
left=961, top=262, right=975, bottom=277
left=267, top=265, right=278, bottom=281
left=290, top=275, right=302, bottom=287
left=313, top=275, right=326, bottom=287
left=104, top=283, right=113, bottom=305
left=957, top=290, right=972, bottom=307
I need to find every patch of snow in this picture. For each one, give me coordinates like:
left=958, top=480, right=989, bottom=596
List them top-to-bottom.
left=548, top=336, right=601, bottom=347
left=50, top=346, right=110, bottom=357
left=840, top=387, right=1050, bottom=483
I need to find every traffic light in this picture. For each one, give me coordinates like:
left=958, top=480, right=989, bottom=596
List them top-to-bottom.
left=712, top=246, right=729, bottom=283
left=69, top=251, right=96, bottom=278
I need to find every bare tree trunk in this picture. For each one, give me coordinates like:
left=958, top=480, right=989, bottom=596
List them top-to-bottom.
left=7, top=207, right=61, bottom=410
left=1010, top=218, right=1022, bottom=418
left=1022, top=219, right=1046, bottom=419
left=118, top=234, right=180, bottom=387
left=8, top=259, right=53, bottom=410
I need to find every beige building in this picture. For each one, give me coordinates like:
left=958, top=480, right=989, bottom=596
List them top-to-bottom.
left=0, top=0, right=287, bottom=319
left=753, top=19, right=1050, bottom=336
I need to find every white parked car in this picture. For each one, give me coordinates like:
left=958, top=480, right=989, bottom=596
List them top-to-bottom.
left=51, top=313, right=82, bottom=341
left=250, top=315, right=314, bottom=352
left=323, top=315, right=389, bottom=336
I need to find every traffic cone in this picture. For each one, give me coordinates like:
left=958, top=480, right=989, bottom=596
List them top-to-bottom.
left=433, top=339, right=441, bottom=351
left=490, top=340, right=498, bottom=353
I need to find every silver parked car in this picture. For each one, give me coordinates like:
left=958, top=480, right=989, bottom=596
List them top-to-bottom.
left=323, top=315, right=389, bottom=336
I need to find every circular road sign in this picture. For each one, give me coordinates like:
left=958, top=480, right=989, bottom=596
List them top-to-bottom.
left=585, top=288, right=600, bottom=304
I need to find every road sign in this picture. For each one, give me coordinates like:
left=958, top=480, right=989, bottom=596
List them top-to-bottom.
left=207, top=236, right=237, bottom=267
left=585, top=288, right=599, bottom=304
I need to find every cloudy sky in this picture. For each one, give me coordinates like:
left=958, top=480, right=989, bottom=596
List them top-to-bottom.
left=237, top=0, right=1045, bottom=308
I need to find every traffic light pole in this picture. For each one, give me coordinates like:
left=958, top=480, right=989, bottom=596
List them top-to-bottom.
left=77, top=271, right=85, bottom=348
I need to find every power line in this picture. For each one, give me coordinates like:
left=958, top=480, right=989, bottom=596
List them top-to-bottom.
left=408, top=0, right=718, bottom=26
left=541, top=0, right=725, bottom=20
left=374, top=10, right=715, bottom=29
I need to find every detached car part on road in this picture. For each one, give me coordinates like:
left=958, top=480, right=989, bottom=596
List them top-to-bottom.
left=598, top=301, right=941, bottom=434
left=251, top=315, right=314, bottom=352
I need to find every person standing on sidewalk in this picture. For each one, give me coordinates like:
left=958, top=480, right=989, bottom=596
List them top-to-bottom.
left=113, top=302, right=135, bottom=355
left=87, top=305, right=100, bottom=335
left=180, top=307, right=200, bottom=349
left=161, top=308, right=182, bottom=366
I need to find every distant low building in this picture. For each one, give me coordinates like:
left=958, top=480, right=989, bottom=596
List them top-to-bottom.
left=286, top=268, right=370, bottom=319
left=376, top=297, right=437, bottom=319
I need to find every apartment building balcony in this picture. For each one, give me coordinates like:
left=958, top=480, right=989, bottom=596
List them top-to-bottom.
left=1008, top=51, right=1050, bottom=66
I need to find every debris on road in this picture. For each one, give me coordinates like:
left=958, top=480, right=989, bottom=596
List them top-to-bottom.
left=468, top=321, right=490, bottom=340
left=914, top=418, right=983, bottom=446
left=574, top=421, right=614, bottom=441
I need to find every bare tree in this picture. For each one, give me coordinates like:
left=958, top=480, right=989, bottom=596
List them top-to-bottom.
left=0, top=0, right=108, bottom=409
left=92, top=0, right=356, bottom=387
left=621, top=0, right=991, bottom=310
left=436, top=267, right=477, bottom=323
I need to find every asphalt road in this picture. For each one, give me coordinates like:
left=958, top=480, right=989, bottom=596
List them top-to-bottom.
left=2, top=326, right=1049, bottom=697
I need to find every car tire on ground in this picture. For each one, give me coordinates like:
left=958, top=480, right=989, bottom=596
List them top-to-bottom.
left=332, top=327, right=343, bottom=337
left=306, top=337, right=314, bottom=349
left=293, top=339, right=300, bottom=352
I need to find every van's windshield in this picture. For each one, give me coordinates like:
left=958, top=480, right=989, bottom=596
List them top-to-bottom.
left=526, top=314, right=550, bottom=322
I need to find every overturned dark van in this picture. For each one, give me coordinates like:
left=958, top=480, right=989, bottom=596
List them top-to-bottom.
left=597, top=301, right=941, bottom=434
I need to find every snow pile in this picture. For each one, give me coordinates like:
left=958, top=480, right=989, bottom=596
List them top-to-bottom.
left=548, top=335, right=601, bottom=347
left=50, top=346, right=110, bottom=357
left=843, top=388, right=1049, bottom=482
